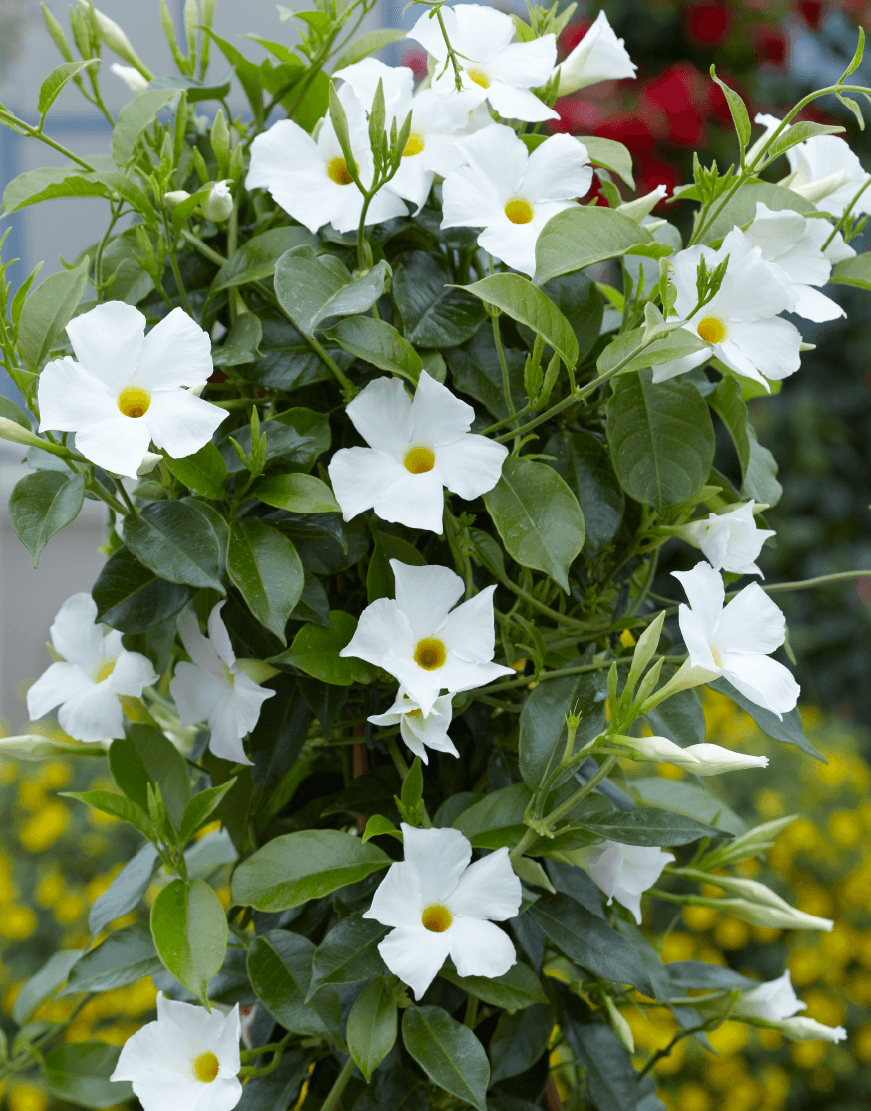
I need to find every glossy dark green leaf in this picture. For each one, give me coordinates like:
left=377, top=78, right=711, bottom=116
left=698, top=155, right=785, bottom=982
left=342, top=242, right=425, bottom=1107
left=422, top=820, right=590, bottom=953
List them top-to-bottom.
left=535, top=207, right=655, bottom=286
left=275, top=250, right=389, bottom=336
left=393, top=251, right=485, bottom=347
left=539, top=272, right=603, bottom=363
left=461, top=274, right=579, bottom=368
left=325, top=314, right=423, bottom=382
left=446, top=329, right=525, bottom=420
left=708, top=375, right=750, bottom=479
left=545, top=431, right=624, bottom=558
left=163, top=441, right=228, bottom=499
left=9, top=470, right=85, bottom=567
left=254, top=472, right=340, bottom=513
left=124, top=500, right=224, bottom=592
left=227, top=520, right=303, bottom=643
left=92, top=546, right=192, bottom=633
left=274, top=609, right=373, bottom=685
left=519, top=670, right=606, bottom=789
left=643, top=673, right=706, bottom=748
left=708, top=677, right=823, bottom=760
left=109, top=724, right=191, bottom=828
left=627, top=777, right=746, bottom=836
left=453, top=783, right=531, bottom=849
left=573, top=802, right=729, bottom=846
left=150, top=878, right=228, bottom=1007
left=308, top=911, right=387, bottom=998
left=61, top=924, right=161, bottom=995
left=247, top=930, right=343, bottom=1046
left=440, top=960, right=547, bottom=1009
left=347, top=977, right=398, bottom=1081
left=489, top=1003, right=553, bottom=1084
left=402, top=1005, right=489, bottom=1111
left=562, top=1023, right=637, bottom=1111
left=44, top=1042, right=131, bottom=1109
left=234, top=1049, right=308, bottom=1111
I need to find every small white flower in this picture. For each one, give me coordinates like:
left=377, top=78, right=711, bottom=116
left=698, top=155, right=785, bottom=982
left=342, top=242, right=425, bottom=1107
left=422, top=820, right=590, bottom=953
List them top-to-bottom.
left=408, top=3, right=558, bottom=122
left=552, top=10, right=637, bottom=95
left=335, top=58, right=479, bottom=212
left=110, top=63, right=148, bottom=95
left=245, top=83, right=407, bottom=234
left=754, top=113, right=871, bottom=218
left=441, top=123, right=592, bottom=276
left=201, top=180, right=233, bottom=222
left=653, top=232, right=801, bottom=389
left=38, top=301, right=226, bottom=479
left=328, top=370, right=508, bottom=533
left=673, top=501, right=775, bottom=576
left=341, top=560, right=513, bottom=714
left=671, top=561, right=800, bottom=718
left=27, top=593, right=155, bottom=744
left=169, top=603, right=275, bottom=765
left=369, top=687, right=457, bottom=764
left=615, top=734, right=769, bottom=775
left=364, top=823, right=521, bottom=999
left=575, top=841, right=674, bottom=924
left=734, top=970, right=805, bottom=1022
left=111, top=992, right=242, bottom=1111
left=774, top=1016, right=848, bottom=1043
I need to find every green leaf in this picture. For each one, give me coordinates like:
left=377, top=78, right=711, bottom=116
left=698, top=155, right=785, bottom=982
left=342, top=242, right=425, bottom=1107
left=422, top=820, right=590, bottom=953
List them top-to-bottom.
left=333, top=28, right=407, bottom=69
left=203, top=29, right=264, bottom=124
left=38, top=59, right=99, bottom=118
left=709, top=68, right=751, bottom=148
left=146, top=73, right=233, bottom=102
left=112, top=88, right=178, bottom=166
left=764, top=120, right=844, bottom=163
left=576, top=135, right=635, bottom=187
left=2, top=167, right=146, bottom=216
left=699, top=181, right=816, bottom=244
left=535, top=207, right=654, bottom=286
left=211, top=227, right=318, bottom=291
left=274, top=250, right=390, bottom=337
left=393, top=251, right=486, bottom=347
left=830, top=252, right=871, bottom=291
left=18, top=254, right=89, bottom=371
left=538, top=272, right=603, bottom=363
left=460, top=274, right=579, bottom=368
left=325, top=314, right=423, bottom=382
left=596, top=325, right=709, bottom=378
left=446, top=330, right=525, bottom=421
left=606, top=371, right=715, bottom=512
left=708, top=375, right=750, bottom=479
left=0, top=396, right=31, bottom=430
left=741, top=424, right=782, bottom=507
left=545, top=431, right=624, bottom=558
left=163, top=441, right=228, bottom=499
left=484, top=456, right=584, bottom=592
left=9, top=470, right=85, bottom=568
left=254, top=472, right=340, bottom=514
left=124, top=500, right=224, bottom=592
left=227, top=520, right=304, bottom=643
left=92, top=546, right=193, bottom=633
left=274, top=609, right=373, bottom=686
left=519, top=670, right=606, bottom=789
left=708, top=677, right=823, bottom=761
left=109, top=725, right=191, bottom=829
left=0, top=735, right=103, bottom=760
left=627, top=777, right=746, bottom=836
left=179, top=780, right=237, bottom=843
left=453, top=783, right=531, bottom=848
left=62, top=790, right=152, bottom=837
left=574, top=802, right=730, bottom=846
left=231, top=829, right=390, bottom=912
left=89, top=842, right=158, bottom=937
left=150, top=878, right=228, bottom=1007
left=529, top=894, right=654, bottom=995
left=308, top=911, right=387, bottom=998
left=61, top=924, right=162, bottom=995
left=247, top=930, right=344, bottom=1046
left=13, top=950, right=83, bottom=1024
left=440, top=961, right=547, bottom=1009
left=347, top=977, right=398, bottom=1081
left=489, top=1004, right=553, bottom=1085
left=402, top=1006, right=489, bottom=1111
left=563, top=1024, right=637, bottom=1111
left=44, top=1042, right=132, bottom=1110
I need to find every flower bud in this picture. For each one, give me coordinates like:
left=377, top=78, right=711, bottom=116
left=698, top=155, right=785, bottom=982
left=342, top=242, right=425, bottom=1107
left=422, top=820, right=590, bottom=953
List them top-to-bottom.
left=83, top=4, right=154, bottom=79
left=110, top=63, right=148, bottom=95
left=787, top=169, right=847, bottom=204
left=201, top=180, right=234, bottom=222
left=617, top=186, right=668, bottom=222
left=163, top=190, right=191, bottom=209
left=135, top=452, right=162, bottom=476
left=614, top=734, right=768, bottom=776
left=703, top=874, right=833, bottom=931
left=603, top=995, right=634, bottom=1053
left=772, top=1016, right=847, bottom=1043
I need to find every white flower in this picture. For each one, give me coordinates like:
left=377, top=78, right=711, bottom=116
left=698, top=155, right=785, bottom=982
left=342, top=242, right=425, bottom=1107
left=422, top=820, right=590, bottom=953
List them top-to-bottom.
left=408, top=3, right=558, bottom=123
left=551, top=10, right=637, bottom=96
left=335, top=58, right=479, bottom=212
left=111, top=63, right=148, bottom=95
left=245, top=83, right=407, bottom=234
left=754, top=113, right=871, bottom=218
left=441, top=123, right=592, bottom=276
left=202, top=180, right=233, bottom=222
left=723, top=202, right=844, bottom=322
left=653, top=233, right=801, bottom=389
left=37, top=301, right=226, bottom=479
left=328, top=370, right=508, bottom=533
left=673, top=501, right=775, bottom=576
left=341, top=560, right=513, bottom=713
left=27, top=593, right=155, bottom=744
left=169, top=603, right=275, bottom=765
left=369, top=687, right=457, bottom=764
left=615, top=734, right=769, bottom=775
left=363, top=823, right=521, bottom=999
left=575, top=841, right=674, bottom=924
left=734, top=970, right=805, bottom=1022
left=111, top=992, right=242, bottom=1111
left=774, top=1016, right=847, bottom=1043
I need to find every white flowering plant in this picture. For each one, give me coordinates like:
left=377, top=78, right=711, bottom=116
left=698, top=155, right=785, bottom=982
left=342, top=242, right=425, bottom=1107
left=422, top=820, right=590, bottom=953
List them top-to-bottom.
left=0, top=1, right=867, bottom=1108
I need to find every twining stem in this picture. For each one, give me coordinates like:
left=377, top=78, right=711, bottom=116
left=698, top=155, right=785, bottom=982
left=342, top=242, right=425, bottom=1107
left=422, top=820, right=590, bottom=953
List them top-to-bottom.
left=386, top=736, right=410, bottom=779
left=318, top=1056, right=356, bottom=1111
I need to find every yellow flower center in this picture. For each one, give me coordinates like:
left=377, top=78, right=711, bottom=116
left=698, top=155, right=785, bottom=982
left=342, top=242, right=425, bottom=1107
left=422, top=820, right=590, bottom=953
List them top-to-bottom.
left=466, top=68, right=490, bottom=88
left=403, top=132, right=426, bottom=158
left=326, top=157, right=355, bottom=185
left=504, top=199, right=534, bottom=225
left=696, top=316, right=726, bottom=345
left=118, top=387, right=150, bottom=419
left=404, top=446, right=435, bottom=474
left=414, top=638, right=446, bottom=671
left=93, top=659, right=116, bottom=684
left=406, top=708, right=423, bottom=718
left=421, top=904, right=452, bottom=932
left=193, top=1052, right=219, bottom=1083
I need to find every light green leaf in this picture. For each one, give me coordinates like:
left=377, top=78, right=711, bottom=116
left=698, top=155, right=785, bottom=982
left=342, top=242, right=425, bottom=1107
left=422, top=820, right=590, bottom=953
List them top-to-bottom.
left=333, top=28, right=407, bottom=69
left=38, top=59, right=99, bottom=118
left=709, top=69, right=751, bottom=148
left=112, top=88, right=178, bottom=166
left=764, top=120, right=844, bottom=163
left=576, top=135, right=634, bottom=187
left=2, top=167, right=146, bottom=216
left=699, top=181, right=816, bottom=244
left=535, top=208, right=654, bottom=286
left=274, top=250, right=389, bottom=337
left=830, top=252, right=871, bottom=291
left=18, top=254, right=89, bottom=370
left=460, top=273, right=579, bottom=368
left=325, top=314, right=423, bottom=382
left=596, top=325, right=709, bottom=378
left=708, top=375, right=750, bottom=479
left=741, top=424, right=782, bottom=507
left=163, top=441, right=228, bottom=499
left=9, top=470, right=85, bottom=568
left=254, top=472, right=340, bottom=514
left=124, top=500, right=224, bottom=592
left=227, top=520, right=304, bottom=643
left=109, top=725, right=191, bottom=830
left=0, top=735, right=104, bottom=761
left=627, top=777, right=746, bottom=835
left=179, top=780, right=238, bottom=843
left=89, top=843, right=158, bottom=938
left=150, top=878, right=228, bottom=1007
left=13, top=949, right=83, bottom=1024
left=347, top=977, right=398, bottom=1081
left=402, top=1005, right=489, bottom=1111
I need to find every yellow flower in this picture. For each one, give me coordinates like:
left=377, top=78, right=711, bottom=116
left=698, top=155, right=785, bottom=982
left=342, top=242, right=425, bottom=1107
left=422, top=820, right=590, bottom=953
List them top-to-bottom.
left=19, top=801, right=70, bottom=852
left=0, top=905, right=37, bottom=940
left=790, top=1040, right=826, bottom=1069
left=7, top=1082, right=48, bottom=1111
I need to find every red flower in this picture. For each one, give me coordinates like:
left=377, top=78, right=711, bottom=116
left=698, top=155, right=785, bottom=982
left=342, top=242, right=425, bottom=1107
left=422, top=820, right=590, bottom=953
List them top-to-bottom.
left=685, top=0, right=734, bottom=45
left=797, top=0, right=823, bottom=28
left=753, top=24, right=787, bottom=65
left=401, top=47, right=428, bottom=79
left=641, top=64, right=708, bottom=147
left=635, top=154, right=682, bottom=199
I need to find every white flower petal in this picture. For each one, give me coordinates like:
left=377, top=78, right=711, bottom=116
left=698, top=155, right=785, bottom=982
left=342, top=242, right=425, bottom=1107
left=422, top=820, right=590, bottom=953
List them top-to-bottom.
left=447, top=4, right=516, bottom=62
left=555, top=9, right=637, bottom=94
left=488, top=34, right=556, bottom=89
left=334, top=58, right=414, bottom=116
left=486, top=80, right=557, bottom=123
left=454, top=124, right=527, bottom=197
left=522, top=135, right=592, bottom=203
left=441, top=165, right=507, bottom=230
left=478, top=221, right=541, bottom=277
left=791, top=285, right=845, bottom=321
left=65, top=301, right=145, bottom=390
left=136, top=307, right=213, bottom=390
left=728, top=318, right=801, bottom=382
left=37, top=358, right=119, bottom=434
left=410, top=370, right=475, bottom=446
left=345, top=376, right=413, bottom=454
left=145, top=388, right=227, bottom=460
left=75, top=413, right=153, bottom=478
left=434, top=433, right=507, bottom=501
left=329, top=447, right=408, bottom=522
left=372, top=468, right=446, bottom=533
left=391, top=560, right=464, bottom=638
left=672, top=562, right=724, bottom=640
left=715, top=582, right=786, bottom=656
left=441, top=586, right=499, bottom=663
left=49, top=592, right=104, bottom=669
left=340, top=598, right=414, bottom=669
left=208, top=602, right=236, bottom=669
left=677, top=606, right=720, bottom=672
left=178, top=610, right=222, bottom=675
left=110, top=649, right=156, bottom=697
left=720, top=654, right=800, bottom=718
left=170, top=661, right=229, bottom=729
left=27, top=662, right=93, bottom=720
left=58, top=682, right=123, bottom=742
left=207, top=694, right=254, bottom=765
left=402, top=821, right=472, bottom=905
left=447, top=847, right=521, bottom=920
left=365, top=861, right=423, bottom=927
left=448, top=916, right=516, bottom=979
left=378, top=925, right=451, bottom=999
left=736, top=970, right=805, bottom=1022
left=774, top=1016, right=847, bottom=1043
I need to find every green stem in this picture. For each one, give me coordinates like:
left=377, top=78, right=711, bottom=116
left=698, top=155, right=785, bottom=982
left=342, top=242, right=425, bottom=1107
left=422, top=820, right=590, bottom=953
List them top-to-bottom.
left=0, top=111, right=96, bottom=170
left=822, top=173, right=871, bottom=248
left=181, top=229, right=227, bottom=266
left=491, top=310, right=517, bottom=433
left=307, top=334, right=357, bottom=398
left=115, top=479, right=140, bottom=517
left=761, top=569, right=871, bottom=594
left=386, top=736, right=410, bottom=779
left=544, top=755, right=619, bottom=829
left=464, top=994, right=479, bottom=1028
left=318, top=1056, right=356, bottom=1111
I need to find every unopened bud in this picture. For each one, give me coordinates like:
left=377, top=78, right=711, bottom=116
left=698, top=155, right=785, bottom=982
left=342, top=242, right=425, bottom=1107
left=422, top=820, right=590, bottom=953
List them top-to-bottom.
left=81, top=3, right=154, bottom=79
left=110, top=63, right=148, bottom=95
left=787, top=170, right=847, bottom=204
left=201, top=180, right=233, bottom=222
left=617, top=185, right=667, bottom=222
left=164, top=190, right=191, bottom=209
left=136, top=451, right=162, bottom=476
left=613, top=734, right=768, bottom=776
left=703, top=874, right=833, bottom=931
left=603, top=995, right=634, bottom=1053
left=772, top=1016, right=847, bottom=1043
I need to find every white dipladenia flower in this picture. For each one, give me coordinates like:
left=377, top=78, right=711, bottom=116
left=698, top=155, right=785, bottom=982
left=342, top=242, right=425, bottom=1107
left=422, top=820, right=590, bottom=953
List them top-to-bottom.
left=408, top=3, right=558, bottom=122
left=551, top=10, right=637, bottom=95
left=335, top=58, right=479, bottom=212
left=111, top=63, right=148, bottom=95
left=246, top=83, right=407, bottom=234
left=754, top=112, right=871, bottom=218
left=441, top=123, right=592, bottom=276
left=653, top=232, right=801, bottom=389
left=38, top=302, right=226, bottom=479
left=328, top=370, right=508, bottom=534
left=673, top=501, right=775, bottom=576
left=341, top=561, right=513, bottom=713
left=670, top=561, right=800, bottom=718
left=27, top=593, right=155, bottom=744
left=169, top=603, right=275, bottom=766
left=369, top=687, right=457, bottom=765
left=615, top=734, right=769, bottom=775
left=364, top=823, right=521, bottom=999
left=573, top=841, right=674, bottom=924
left=734, top=970, right=805, bottom=1022
left=111, top=993, right=242, bottom=1111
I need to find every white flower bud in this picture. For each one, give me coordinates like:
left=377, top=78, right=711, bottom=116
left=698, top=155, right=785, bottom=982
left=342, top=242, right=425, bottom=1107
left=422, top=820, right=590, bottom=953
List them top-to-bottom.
left=83, top=4, right=154, bottom=79
left=110, top=63, right=148, bottom=95
left=787, top=170, right=848, bottom=204
left=201, top=180, right=234, bottom=222
left=617, top=186, right=668, bottom=222
left=163, top=190, right=191, bottom=209
left=135, top=451, right=162, bottom=476
left=672, top=501, right=775, bottom=576
left=614, top=734, right=768, bottom=776
left=703, top=874, right=834, bottom=931
left=733, top=970, right=804, bottom=1022
left=603, top=995, right=635, bottom=1053
left=772, top=1016, right=847, bottom=1043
